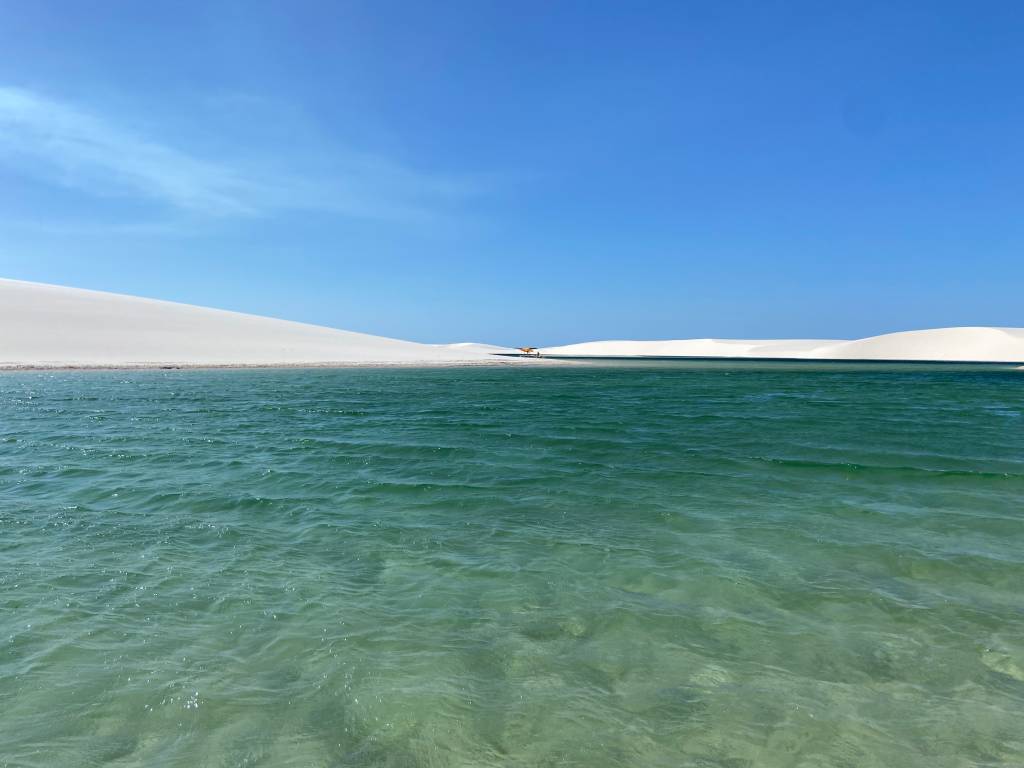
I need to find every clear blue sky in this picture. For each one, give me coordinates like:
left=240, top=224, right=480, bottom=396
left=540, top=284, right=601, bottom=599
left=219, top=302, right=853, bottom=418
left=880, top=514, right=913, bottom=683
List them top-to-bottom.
left=1, top=1, right=1021, bottom=345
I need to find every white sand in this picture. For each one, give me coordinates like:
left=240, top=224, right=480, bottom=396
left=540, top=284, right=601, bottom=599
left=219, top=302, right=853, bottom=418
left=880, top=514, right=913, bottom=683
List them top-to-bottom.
left=3, top=277, right=1022, bottom=368
left=0, top=278, right=513, bottom=368
left=542, top=328, right=1024, bottom=363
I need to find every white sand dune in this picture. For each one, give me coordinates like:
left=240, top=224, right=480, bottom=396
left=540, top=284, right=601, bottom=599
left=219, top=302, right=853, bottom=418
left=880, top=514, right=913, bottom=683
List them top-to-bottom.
left=3, top=277, right=1022, bottom=368
left=0, top=278, right=513, bottom=368
left=542, top=327, right=1024, bottom=363
left=810, top=327, right=1024, bottom=362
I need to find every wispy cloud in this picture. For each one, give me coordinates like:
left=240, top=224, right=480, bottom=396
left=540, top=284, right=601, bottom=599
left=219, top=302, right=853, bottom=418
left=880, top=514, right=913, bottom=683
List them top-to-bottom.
left=0, top=86, right=477, bottom=221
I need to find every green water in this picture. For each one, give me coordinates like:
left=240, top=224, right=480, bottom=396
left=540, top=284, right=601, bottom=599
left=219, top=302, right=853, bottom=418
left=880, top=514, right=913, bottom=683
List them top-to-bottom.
left=2, top=366, right=1023, bottom=768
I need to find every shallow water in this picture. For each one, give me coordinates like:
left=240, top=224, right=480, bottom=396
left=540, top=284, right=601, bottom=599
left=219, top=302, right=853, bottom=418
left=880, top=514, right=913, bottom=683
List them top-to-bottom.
left=1, top=366, right=1023, bottom=767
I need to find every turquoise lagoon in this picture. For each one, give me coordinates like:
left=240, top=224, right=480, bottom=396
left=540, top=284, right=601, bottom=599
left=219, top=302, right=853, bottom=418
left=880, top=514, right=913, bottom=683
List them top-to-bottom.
left=1, top=365, right=1023, bottom=767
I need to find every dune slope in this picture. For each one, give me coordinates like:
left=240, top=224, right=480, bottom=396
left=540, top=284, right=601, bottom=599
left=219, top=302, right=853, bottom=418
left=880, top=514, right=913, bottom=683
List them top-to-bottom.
left=0, top=279, right=510, bottom=368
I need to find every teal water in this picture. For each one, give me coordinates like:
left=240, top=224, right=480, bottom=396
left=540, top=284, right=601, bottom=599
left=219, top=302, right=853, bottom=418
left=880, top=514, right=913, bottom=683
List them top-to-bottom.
left=1, top=366, right=1023, bottom=767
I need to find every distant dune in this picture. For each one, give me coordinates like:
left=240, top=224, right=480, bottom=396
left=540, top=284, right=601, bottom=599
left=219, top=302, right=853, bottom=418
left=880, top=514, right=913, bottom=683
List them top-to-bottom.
left=0, top=279, right=511, bottom=368
left=542, top=328, right=1024, bottom=363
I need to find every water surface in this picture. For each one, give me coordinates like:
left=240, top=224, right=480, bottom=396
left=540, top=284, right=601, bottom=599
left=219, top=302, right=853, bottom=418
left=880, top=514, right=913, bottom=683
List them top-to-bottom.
left=1, top=366, right=1023, bottom=767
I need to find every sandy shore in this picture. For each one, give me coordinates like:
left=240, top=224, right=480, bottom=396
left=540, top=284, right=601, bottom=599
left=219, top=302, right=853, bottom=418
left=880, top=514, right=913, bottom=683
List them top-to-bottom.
left=3, top=278, right=1022, bottom=368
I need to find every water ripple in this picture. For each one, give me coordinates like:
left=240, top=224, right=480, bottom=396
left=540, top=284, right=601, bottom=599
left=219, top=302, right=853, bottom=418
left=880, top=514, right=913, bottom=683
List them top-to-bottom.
left=1, top=366, right=1023, bottom=767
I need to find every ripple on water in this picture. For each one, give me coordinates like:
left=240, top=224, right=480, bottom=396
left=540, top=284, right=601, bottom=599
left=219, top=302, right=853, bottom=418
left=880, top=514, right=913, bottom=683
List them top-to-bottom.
left=1, top=366, right=1023, bottom=767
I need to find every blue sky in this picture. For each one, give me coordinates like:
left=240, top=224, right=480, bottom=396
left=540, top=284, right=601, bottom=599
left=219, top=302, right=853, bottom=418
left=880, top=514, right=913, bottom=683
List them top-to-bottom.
left=1, top=1, right=1021, bottom=345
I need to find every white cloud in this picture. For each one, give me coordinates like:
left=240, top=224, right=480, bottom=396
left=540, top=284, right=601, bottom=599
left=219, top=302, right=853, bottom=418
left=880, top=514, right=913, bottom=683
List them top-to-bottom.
left=0, top=86, right=476, bottom=221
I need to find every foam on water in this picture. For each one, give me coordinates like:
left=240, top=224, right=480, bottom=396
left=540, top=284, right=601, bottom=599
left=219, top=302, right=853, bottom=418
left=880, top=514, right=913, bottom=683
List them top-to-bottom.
left=1, top=366, right=1023, bottom=767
